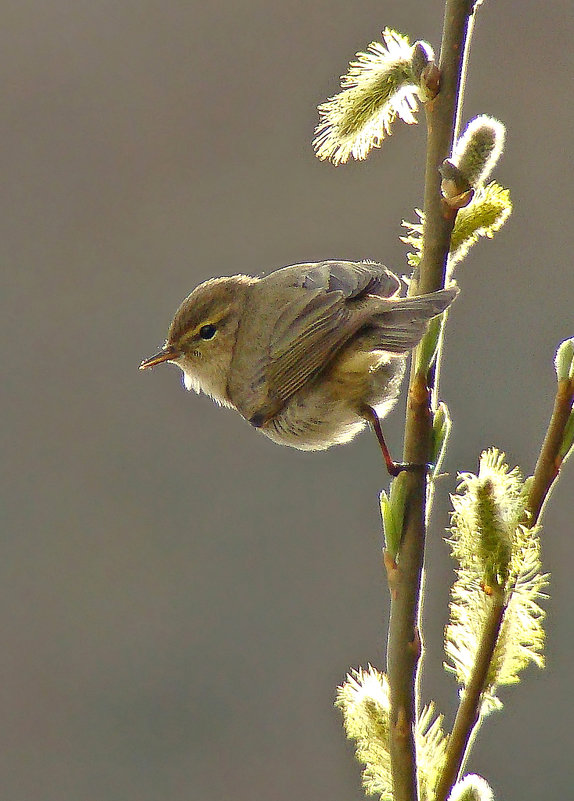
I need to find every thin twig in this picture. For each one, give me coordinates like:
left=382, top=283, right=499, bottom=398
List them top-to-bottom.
left=386, top=3, right=477, bottom=800
left=434, top=377, right=573, bottom=800
left=527, top=377, right=574, bottom=523
left=433, top=587, right=505, bottom=801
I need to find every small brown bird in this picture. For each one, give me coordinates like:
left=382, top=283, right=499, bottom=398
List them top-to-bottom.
left=140, top=260, right=457, bottom=473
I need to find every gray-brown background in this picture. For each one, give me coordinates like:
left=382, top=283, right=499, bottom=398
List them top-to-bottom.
left=3, top=2, right=573, bottom=799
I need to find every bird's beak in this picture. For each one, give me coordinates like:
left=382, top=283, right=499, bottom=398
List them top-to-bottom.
left=139, top=345, right=180, bottom=370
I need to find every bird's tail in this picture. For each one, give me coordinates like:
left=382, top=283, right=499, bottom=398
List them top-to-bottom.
left=365, top=285, right=459, bottom=353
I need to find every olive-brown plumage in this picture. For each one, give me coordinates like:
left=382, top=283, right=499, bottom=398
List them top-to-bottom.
left=140, top=260, right=457, bottom=453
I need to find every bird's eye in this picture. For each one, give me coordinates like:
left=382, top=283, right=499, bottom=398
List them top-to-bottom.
left=199, top=323, right=217, bottom=340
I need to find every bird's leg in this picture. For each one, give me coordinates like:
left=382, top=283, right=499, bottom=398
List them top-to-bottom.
left=362, top=405, right=430, bottom=477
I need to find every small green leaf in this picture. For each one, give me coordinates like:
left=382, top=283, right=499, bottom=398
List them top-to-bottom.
left=415, top=315, right=444, bottom=374
left=554, top=337, right=574, bottom=381
left=431, top=401, right=452, bottom=476
left=380, top=472, right=408, bottom=558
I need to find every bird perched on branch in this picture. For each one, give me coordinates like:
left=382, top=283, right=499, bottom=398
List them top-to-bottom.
left=140, top=260, right=457, bottom=474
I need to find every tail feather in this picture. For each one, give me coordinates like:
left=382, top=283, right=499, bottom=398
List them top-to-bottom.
left=364, top=285, right=458, bottom=353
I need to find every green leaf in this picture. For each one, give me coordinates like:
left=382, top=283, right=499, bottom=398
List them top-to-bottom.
left=554, top=337, right=574, bottom=381
left=380, top=472, right=408, bottom=558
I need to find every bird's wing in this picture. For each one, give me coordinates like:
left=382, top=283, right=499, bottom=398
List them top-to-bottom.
left=269, top=260, right=401, bottom=299
left=228, top=261, right=397, bottom=423
left=358, top=286, right=459, bottom=353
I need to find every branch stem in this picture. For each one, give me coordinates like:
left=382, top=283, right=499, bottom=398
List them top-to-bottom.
left=417, top=0, right=475, bottom=298
left=386, top=3, right=477, bottom=800
left=434, top=375, right=573, bottom=800
left=527, top=377, right=574, bottom=523
left=433, top=587, right=506, bottom=801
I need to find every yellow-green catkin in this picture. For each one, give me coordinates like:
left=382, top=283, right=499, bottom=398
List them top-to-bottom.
left=314, top=29, right=433, bottom=164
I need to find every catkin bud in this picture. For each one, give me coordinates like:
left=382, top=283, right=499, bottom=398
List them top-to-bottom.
left=452, top=115, right=506, bottom=188
left=447, top=774, right=494, bottom=801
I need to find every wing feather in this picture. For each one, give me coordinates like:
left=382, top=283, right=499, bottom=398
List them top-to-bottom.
left=226, top=261, right=453, bottom=424
left=228, top=261, right=388, bottom=421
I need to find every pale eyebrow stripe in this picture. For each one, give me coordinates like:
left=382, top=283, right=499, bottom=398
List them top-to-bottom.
left=179, top=311, right=230, bottom=342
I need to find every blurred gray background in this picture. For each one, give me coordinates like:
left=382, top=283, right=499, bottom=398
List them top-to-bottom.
left=3, top=1, right=573, bottom=799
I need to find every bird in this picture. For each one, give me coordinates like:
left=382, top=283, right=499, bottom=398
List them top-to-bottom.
left=140, top=260, right=457, bottom=474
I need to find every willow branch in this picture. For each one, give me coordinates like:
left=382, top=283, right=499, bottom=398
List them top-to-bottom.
left=386, top=3, right=477, bottom=800
left=434, top=377, right=572, bottom=800
left=527, top=377, right=574, bottom=523
left=433, top=587, right=505, bottom=801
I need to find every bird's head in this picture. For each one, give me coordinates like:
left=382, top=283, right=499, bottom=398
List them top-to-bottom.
left=139, top=275, right=254, bottom=405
